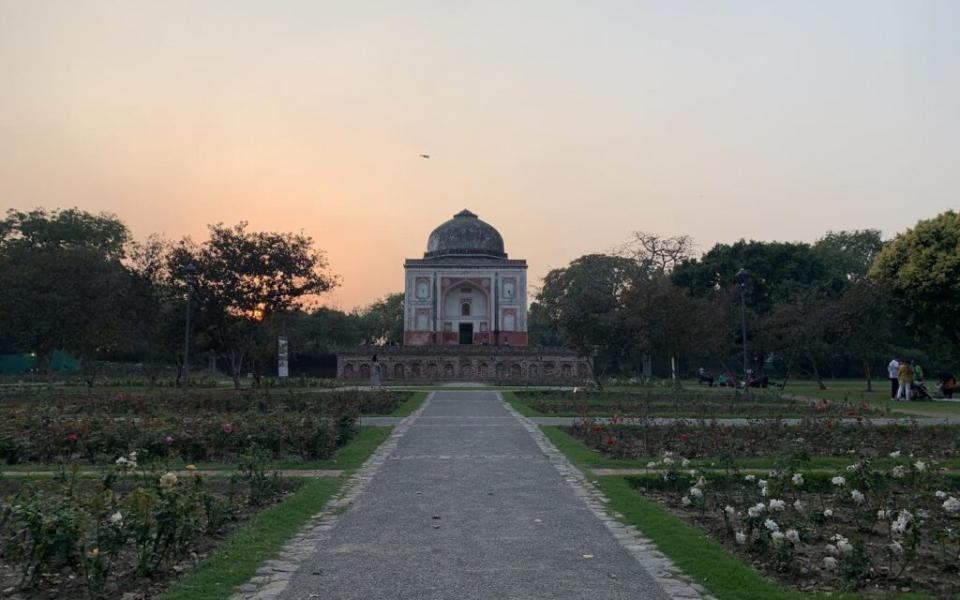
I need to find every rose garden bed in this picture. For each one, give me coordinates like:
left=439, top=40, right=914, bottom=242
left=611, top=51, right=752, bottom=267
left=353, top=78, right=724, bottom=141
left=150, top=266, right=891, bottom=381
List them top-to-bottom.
left=513, top=390, right=886, bottom=418
left=0, top=391, right=411, bottom=465
left=567, top=418, right=960, bottom=461
left=0, top=454, right=295, bottom=599
left=624, top=458, right=960, bottom=598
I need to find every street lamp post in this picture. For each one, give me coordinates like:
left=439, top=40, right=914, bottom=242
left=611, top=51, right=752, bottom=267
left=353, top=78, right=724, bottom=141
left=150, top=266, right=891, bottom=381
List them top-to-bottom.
left=182, top=263, right=196, bottom=387
left=736, top=268, right=750, bottom=390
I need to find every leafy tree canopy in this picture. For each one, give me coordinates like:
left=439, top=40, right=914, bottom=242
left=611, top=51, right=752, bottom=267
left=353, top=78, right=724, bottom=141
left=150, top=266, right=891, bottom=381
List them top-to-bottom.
left=0, top=207, right=129, bottom=260
left=870, top=210, right=960, bottom=355
left=672, top=239, right=837, bottom=313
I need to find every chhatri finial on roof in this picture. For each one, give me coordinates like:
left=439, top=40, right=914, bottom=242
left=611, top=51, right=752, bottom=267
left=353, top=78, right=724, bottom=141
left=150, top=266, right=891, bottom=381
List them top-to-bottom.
left=454, top=209, right=478, bottom=219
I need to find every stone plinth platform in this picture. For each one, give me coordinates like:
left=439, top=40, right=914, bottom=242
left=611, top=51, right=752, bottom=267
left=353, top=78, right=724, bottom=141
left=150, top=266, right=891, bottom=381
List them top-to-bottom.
left=337, top=346, right=591, bottom=384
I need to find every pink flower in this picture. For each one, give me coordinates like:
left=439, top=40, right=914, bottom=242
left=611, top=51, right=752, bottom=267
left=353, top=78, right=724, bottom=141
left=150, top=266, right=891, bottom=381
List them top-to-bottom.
left=222, top=423, right=234, bottom=434
left=164, top=435, right=174, bottom=446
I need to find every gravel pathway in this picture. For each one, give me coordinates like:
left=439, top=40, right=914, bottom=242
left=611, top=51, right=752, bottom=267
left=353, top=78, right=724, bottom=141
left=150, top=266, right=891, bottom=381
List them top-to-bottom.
left=242, top=391, right=705, bottom=600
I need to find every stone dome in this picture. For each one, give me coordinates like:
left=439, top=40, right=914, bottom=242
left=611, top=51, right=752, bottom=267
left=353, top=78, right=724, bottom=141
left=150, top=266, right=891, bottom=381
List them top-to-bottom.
left=425, top=209, right=507, bottom=259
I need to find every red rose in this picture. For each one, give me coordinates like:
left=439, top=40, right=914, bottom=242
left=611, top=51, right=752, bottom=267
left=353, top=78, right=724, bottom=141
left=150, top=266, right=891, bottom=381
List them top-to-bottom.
left=223, top=423, right=234, bottom=434
left=67, top=434, right=78, bottom=443
left=679, top=434, right=690, bottom=442
left=606, top=437, right=616, bottom=447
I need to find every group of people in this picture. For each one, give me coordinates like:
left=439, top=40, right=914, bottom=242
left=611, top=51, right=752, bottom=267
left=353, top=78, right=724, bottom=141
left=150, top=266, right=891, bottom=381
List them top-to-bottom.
left=886, top=357, right=956, bottom=401
left=697, top=368, right=769, bottom=389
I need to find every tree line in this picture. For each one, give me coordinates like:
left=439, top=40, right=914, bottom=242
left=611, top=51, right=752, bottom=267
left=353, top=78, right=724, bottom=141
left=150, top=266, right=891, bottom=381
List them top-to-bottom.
left=2, top=207, right=957, bottom=387
left=0, top=208, right=401, bottom=386
left=530, top=211, right=960, bottom=387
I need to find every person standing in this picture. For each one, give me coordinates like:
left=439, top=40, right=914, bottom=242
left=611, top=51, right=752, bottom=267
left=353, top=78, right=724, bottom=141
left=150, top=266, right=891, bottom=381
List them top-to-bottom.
left=887, top=357, right=900, bottom=400
left=896, top=359, right=914, bottom=401
left=913, top=362, right=924, bottom=384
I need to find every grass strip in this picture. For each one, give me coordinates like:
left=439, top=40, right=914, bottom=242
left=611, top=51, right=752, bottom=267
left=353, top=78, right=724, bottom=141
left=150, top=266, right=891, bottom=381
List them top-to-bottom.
left=376, top=391, right=427, bottom=417
left=502, top=391, right=546, bottom=417
left=157, top=477, right=341, bottom=600
left=598, top=477, right=931, bottom=600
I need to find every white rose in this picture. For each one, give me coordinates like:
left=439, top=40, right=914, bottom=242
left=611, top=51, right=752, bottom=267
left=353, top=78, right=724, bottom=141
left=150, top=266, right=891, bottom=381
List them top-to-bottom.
left=889, top=450, right=901, bottom=458
left=914, top=460, right=927, bottom=472
left=891, top=465, right=906, bottom=479
left=791, top=473, right=804, bottom=486
left=744, top=475, right=756, bottom=482
left=831, top=476, right=846, bottom=487
left=689, top=487, right=703, bottom=499
left=851, top=490, right=865, bottom=505
left=935, top=490, right=948, bottom=499
left=681, top=496, right=691, bottom=507
left=943, top=497, right=960, bottom=514
left=768, top=499, right=786, bottom=512
left=793, top=499, right=804, bottom=512
left=823, top=509, right=834, bottom=518
left=109, top=511, right=123, bottom=525
left=764, top=519, right=779, bottom=532
left=785, top=529, right=800, bottom=544
left=735, top=531, right=747, bottom=545
left=771, top=531, right=785, bottom=546
left=825, top=543, right=840, bottom=557
left=823, top=556, right=838, bottom=570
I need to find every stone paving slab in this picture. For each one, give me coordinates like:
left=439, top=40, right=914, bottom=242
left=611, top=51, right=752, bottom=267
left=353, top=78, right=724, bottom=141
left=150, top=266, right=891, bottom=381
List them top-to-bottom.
left=236, top=391, right=711, bottom=600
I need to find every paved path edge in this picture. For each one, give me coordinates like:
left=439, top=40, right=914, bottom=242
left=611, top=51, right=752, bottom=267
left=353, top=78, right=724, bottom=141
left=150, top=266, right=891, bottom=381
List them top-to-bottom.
left=230, top=392, right=436, bottom=600
left=497, top=392, right=718, bottom=600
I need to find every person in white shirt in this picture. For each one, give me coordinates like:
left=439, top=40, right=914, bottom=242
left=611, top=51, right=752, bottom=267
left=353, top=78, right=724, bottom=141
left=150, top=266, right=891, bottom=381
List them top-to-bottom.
left=887, top=358, right=900, bottom=400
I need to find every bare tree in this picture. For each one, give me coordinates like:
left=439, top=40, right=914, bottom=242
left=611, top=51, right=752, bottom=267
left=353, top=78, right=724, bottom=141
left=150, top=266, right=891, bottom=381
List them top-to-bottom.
left=617, top=231, right=695, bottom=275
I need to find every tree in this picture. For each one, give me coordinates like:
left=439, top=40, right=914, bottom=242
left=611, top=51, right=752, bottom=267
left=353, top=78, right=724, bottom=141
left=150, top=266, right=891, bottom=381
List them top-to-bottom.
left=0, top=208, right=135, bottom=381
left=870, top=211, right=960, bottom=358
left=168, top=223, right=338, bottom=388
left=813, top=229, right=884, bottom=283
left=618, top=231, right=694, bottom=275
left=673, top=240, right=836, bottom=314
left=537, top=254, right=638, bottom=380
left=619, top=274, right=729, bottom=381
left=832, top=279, right=895, bottom=390
left=759, top=289, right=838, bottom=389
left=356, top=293, right=404, bottom=345
left=527, top=301, right=564, bottom=347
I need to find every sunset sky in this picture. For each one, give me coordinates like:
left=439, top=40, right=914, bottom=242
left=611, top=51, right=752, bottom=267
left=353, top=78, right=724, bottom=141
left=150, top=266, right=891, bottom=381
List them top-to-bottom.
left=2, top=1, right=958, bottom=309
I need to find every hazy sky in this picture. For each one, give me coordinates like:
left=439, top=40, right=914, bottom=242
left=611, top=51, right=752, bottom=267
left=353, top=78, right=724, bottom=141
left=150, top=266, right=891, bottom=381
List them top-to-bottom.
left=2, top=1, right=958, bottom=308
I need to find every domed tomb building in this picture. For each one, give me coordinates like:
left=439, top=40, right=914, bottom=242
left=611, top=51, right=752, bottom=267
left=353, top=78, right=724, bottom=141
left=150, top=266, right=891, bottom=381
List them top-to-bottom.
left=403, top=209, right=528, bottom=346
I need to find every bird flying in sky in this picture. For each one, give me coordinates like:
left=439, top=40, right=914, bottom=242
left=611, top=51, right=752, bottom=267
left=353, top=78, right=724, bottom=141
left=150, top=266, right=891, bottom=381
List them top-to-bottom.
left=419, top=154, right=430, bottom=159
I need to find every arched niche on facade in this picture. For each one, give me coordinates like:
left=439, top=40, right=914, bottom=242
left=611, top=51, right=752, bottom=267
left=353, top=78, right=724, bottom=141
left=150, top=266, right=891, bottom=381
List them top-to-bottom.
left=442, top=280, right=489, bottom=320
left=344, top=363, right=355, bottom=378
left=394, top=363, right=405, bottom=379
left=359, top=364, right=371, bottom=378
